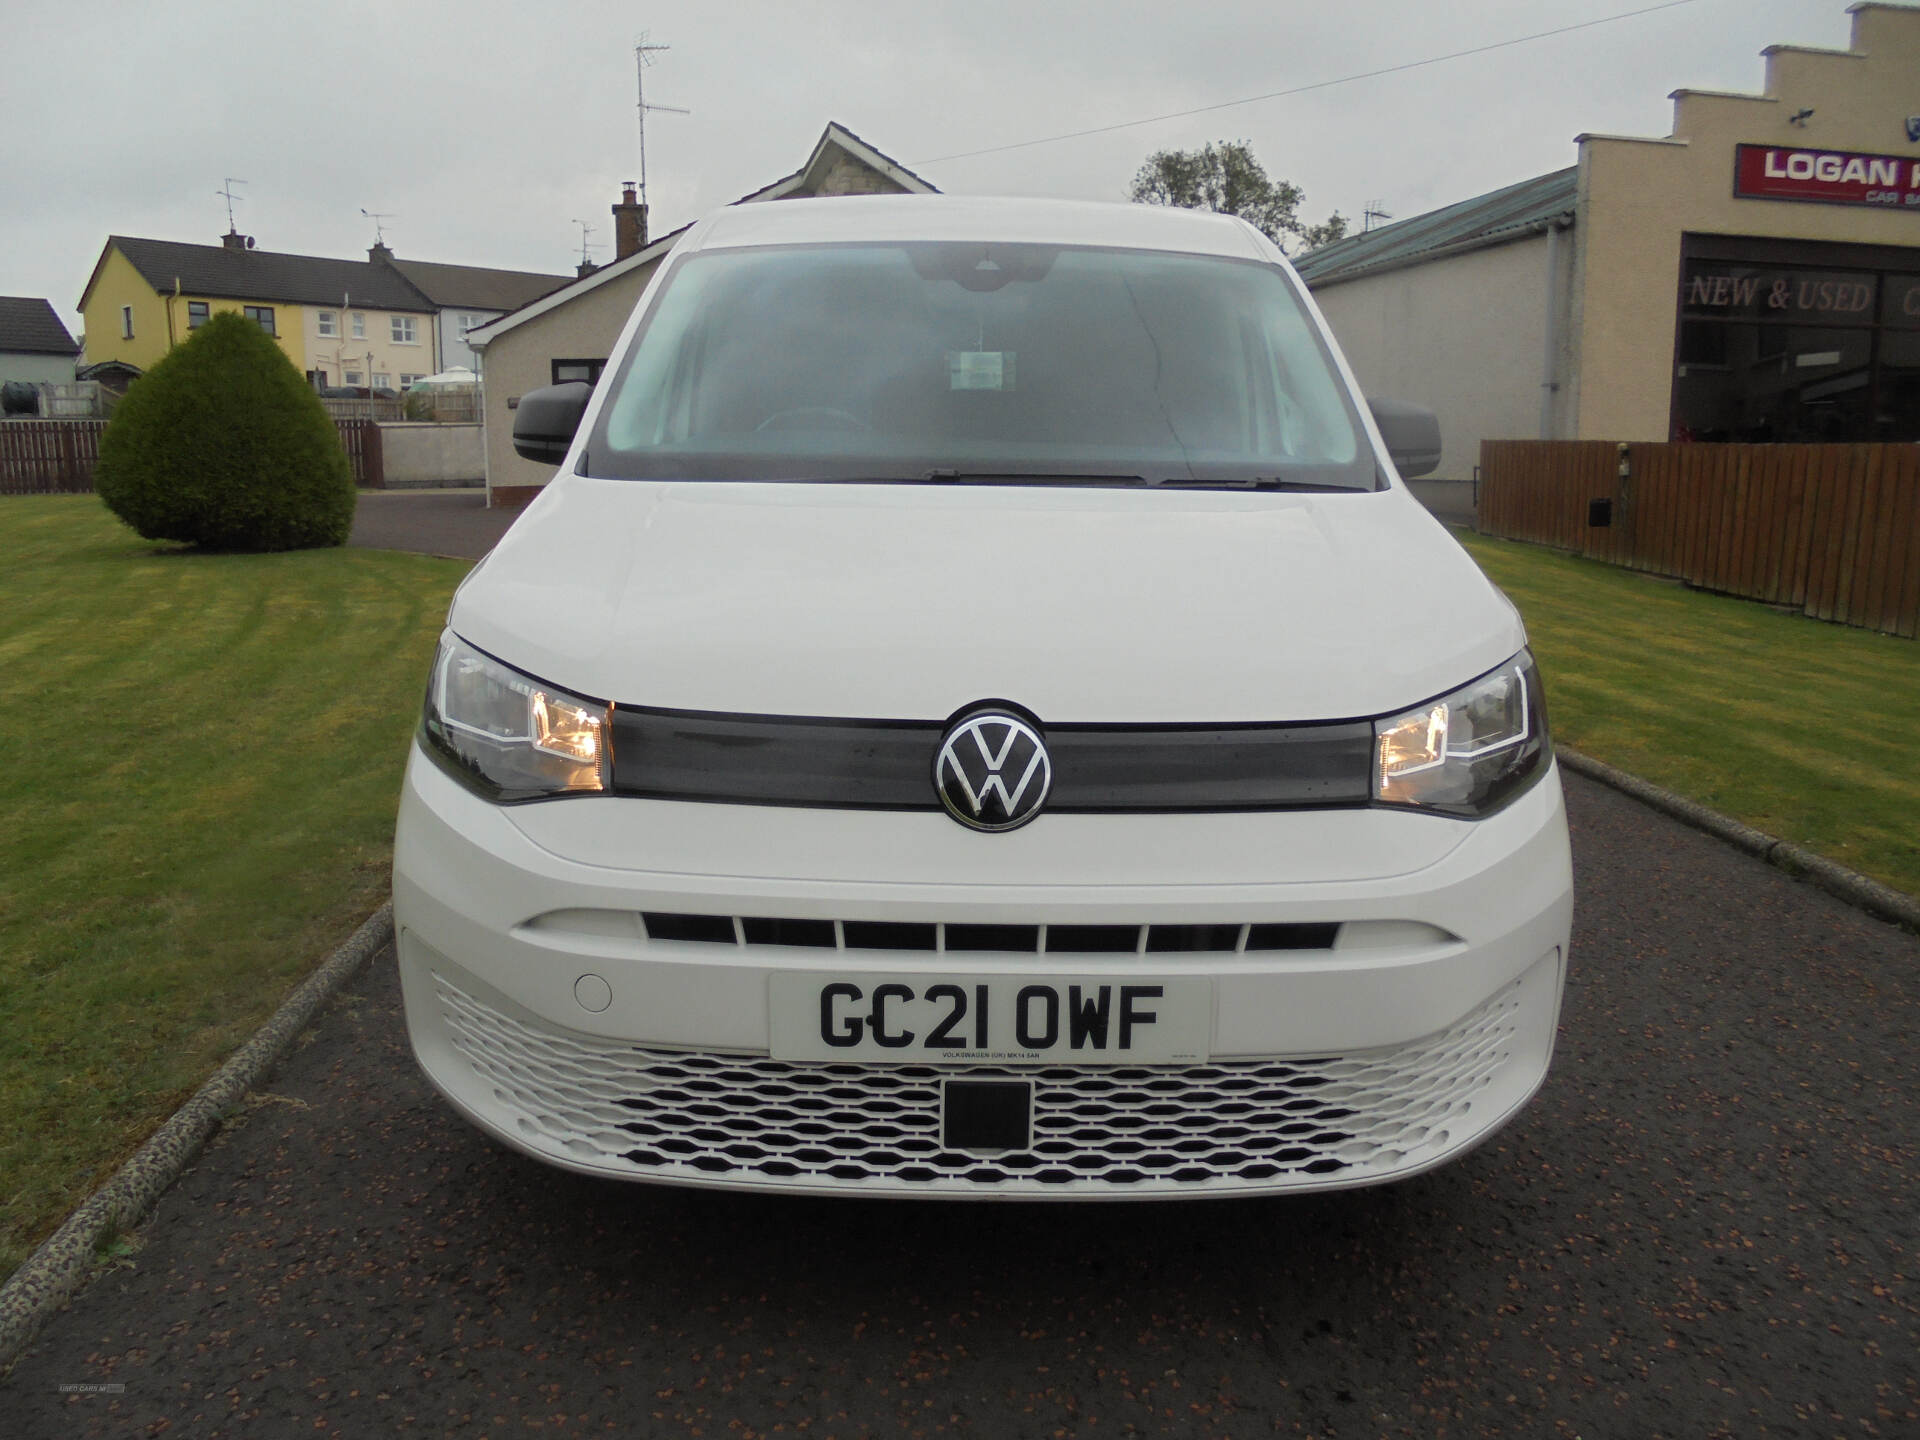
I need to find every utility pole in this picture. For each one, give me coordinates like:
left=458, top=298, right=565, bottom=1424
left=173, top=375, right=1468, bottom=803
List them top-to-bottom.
left=634, top=33, right=689, bottom=210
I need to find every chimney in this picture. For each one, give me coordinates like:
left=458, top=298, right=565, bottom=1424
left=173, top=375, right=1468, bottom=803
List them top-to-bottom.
left=612, top=182, right=647, bottom=260
left=222, top=230, right=249, bottom=252
left=369, top=240, right=395, bottom=264
left=576, top=258, right=599, bottom=279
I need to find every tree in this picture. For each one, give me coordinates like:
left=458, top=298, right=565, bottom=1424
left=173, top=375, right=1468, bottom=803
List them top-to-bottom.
left=1129, top=140, right=1348, bottom=255
left=96, top=311, right=356, bottom=552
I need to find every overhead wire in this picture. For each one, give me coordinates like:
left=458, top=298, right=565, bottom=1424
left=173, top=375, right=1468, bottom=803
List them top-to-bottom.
left=913, top=0, right=1705, bottom=165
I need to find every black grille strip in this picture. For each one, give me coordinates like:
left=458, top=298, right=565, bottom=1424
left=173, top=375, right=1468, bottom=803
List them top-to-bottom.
left=609, top=707, right=1372, bottom=811
left=636, top=913, right=1339, bottom=953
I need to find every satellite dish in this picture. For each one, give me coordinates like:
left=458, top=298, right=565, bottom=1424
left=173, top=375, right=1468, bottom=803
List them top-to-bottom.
left=246, top=236, right=256, bottom=249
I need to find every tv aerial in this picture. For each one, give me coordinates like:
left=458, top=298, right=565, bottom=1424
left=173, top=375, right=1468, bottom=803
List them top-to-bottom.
left=634, top=32, right=690, bottom=209
left=217, top=178, right=248, bottom=231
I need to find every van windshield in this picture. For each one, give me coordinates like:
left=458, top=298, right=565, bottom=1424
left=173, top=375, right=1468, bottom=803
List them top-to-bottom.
left=584, top=241, right=1374, bottom=489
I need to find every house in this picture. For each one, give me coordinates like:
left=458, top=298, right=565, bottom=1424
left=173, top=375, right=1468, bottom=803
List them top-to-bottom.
left=1295, top=1, right=1920, bottom=479
left=465, top=122, right=938, bottom=506
left=79, top=231, right=436, bottom=391
left=76, top=233, right=567, bottom=394
left=381, top=250, right=570, bottom=375
left=0, top=297, right=81, bottom=387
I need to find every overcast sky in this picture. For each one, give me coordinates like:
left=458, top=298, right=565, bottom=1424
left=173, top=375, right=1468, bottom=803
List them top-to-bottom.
left=4, top=0, right=1857, bottom=344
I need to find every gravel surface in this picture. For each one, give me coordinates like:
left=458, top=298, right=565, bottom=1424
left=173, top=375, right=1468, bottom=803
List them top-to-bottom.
left=3, top=772, right=1914, bottom=1438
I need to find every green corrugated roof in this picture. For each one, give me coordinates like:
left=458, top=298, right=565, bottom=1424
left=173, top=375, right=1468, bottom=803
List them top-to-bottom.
left=1294, top=167, right=1577, bottom=287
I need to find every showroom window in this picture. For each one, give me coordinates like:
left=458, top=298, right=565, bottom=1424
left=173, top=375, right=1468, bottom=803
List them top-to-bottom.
left=1672, top=236, right=1920, bottom=443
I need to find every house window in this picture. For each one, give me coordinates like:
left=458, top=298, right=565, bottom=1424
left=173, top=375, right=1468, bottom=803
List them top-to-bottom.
left=187, top=301, right=209, bottom=329
left=243, top=305, right=276, bottom=337
left=120, top=306, right=133, bottom=339
left=317, top=311, right=337, bottom=338
left=351, top=312, right=365, bottom=339
left=460, top=312, right=485, bottom=333
left=391, top=315, right=417, bottom=344
left=551, top=358, right=607, bottom=386
left=344, top=370, right=363, bottom=386
left=373, top=372, right=392, bottom=391
left=399, top=373, right=422, bottom=387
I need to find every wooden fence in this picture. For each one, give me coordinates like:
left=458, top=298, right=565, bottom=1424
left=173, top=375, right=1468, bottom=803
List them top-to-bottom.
left=320, top=397, right=404, bottom=424
left=1, top=418, right=387, bottom=494
left=340, top=419, right=385, bottom=488
left=0, top=420, right=106, bottom=494
left=1480, top=441, right=1920, bottom=638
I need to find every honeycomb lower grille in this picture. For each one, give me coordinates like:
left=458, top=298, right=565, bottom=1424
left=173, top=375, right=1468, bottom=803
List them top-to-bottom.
left=433, top=973, right=1523, bottom=1195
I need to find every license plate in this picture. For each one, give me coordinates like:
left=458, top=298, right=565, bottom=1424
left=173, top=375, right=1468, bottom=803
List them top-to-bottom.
left=768, top=973, right=1212, bottom=1063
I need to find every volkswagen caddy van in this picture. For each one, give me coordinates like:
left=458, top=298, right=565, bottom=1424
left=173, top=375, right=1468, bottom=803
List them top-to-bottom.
left=393, top=194, right=1573, bottom=1199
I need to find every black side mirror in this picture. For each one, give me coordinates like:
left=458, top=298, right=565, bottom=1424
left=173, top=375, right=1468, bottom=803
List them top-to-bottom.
left=512, top=382, right=593, bottom=464
left=1366, top=398, right=1442, bottom=479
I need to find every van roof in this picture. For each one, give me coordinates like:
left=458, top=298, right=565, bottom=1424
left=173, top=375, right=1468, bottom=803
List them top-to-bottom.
left=692, top=194, right=1278, bottom=263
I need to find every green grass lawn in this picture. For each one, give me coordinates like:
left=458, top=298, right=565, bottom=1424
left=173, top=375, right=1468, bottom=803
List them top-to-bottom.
left=0, top=497, right=467, bottom=1279
left=1460, top=531, right=1920, bottom=899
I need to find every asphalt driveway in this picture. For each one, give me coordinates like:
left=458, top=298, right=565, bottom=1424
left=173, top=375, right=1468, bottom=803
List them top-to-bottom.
left=349, top=490, right=521, bottom=562
left=3, top=772, right=1914, bottom=1438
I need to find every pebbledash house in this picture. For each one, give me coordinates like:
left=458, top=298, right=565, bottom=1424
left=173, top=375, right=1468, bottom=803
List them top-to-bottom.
left=1295, top=1, right=1920, bottom=483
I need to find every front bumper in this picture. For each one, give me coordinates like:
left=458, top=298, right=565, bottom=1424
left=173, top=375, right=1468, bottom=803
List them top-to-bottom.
left=394, top=747, right=1574, bottom=1198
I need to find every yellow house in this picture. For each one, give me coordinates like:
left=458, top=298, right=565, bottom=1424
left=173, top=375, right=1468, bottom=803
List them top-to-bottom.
left=78, top=231, right=441, bottom=389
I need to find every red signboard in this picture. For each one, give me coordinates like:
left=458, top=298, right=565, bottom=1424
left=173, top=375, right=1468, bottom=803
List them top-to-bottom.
left=1734, top=144, right=1920, bottom=210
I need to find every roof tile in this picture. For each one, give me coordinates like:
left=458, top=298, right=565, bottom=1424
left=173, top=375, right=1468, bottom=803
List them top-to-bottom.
left=109, top=236, right=433, bottom=311
left=387, top=258, right=571, bottom=312
left=0, top=296, right=80, bottom=355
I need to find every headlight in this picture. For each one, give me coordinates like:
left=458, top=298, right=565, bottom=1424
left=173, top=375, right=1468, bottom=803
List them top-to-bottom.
left=420, top=632, right=609, bottom=800
left=1374, top=650, right=1548, bottom=818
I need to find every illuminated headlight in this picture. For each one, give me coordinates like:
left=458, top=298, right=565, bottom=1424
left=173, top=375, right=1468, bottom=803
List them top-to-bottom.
left=420, top=631, right=609, bottom=800
left=1374, top=651, right=1548, bottom=818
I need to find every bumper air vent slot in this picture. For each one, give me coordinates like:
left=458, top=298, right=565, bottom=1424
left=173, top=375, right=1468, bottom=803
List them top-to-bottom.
left=641, top=912, right=738, bottom=944
left=740, top=917, right=835, bottom=948
left=842, top=921, right=939, bottom=951
left=1246, top=923, right=1342, bottom=950
left=944, top=924, right=1042, bottom=953
left=1146, top=924, right=1244, bottom=953
left=1044, top=925, right=1141, bottom=953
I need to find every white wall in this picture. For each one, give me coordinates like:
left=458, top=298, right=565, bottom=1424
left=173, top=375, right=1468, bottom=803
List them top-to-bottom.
left=1309, top=233, right=1562, bottom=482
left=0, top=353, right=78, bottom=386
left=378, top=422, right=484, bottom=487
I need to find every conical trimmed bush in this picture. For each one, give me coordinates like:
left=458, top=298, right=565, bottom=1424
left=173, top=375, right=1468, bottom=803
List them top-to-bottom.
left=95, top=311, right=355, bottom=551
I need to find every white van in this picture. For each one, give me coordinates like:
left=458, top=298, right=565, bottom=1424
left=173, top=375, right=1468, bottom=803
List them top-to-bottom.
left=393, top=194, right=1573, bottom=1198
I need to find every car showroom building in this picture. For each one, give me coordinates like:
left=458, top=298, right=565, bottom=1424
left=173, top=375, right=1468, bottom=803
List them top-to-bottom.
left=1296, top=2, right=1920, bottom=482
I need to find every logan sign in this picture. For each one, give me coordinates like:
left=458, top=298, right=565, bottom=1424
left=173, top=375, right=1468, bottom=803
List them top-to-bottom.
left=1735, top=145, right=1920, bottom=210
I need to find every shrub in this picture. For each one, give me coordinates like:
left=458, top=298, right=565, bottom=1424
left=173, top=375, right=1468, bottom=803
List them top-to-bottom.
left=95, top=311, right=355, bottom=551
